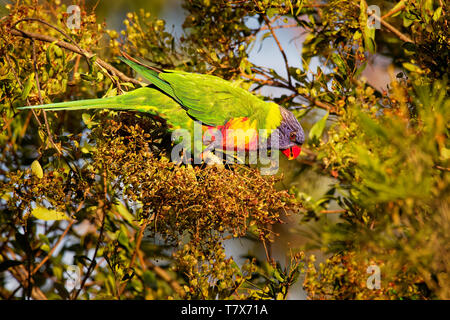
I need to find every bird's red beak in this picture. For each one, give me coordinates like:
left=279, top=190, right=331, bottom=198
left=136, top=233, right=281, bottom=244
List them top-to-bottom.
left=282, top=145, right=302, bottom=160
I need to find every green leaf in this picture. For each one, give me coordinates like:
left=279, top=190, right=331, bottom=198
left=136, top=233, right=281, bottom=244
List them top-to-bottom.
left=287, top=0, right=293, bottom=15
left=359, top=0, right=368, bottom=27
left=360, top=0, right=376, bottom=54
left=389, top=1, right=405, bottom=18
left=295, top=3, right=304, bottom=16
left=432, top=7, right=442, bottom=21
left=266, top=8, right=278, bottom=19
left=403, top=13, right=415, bottom=27
left=364, top=30, right=376, bottom=54
left=353, top=31, right=362, bottom=40
left=46, top=41, right=63, bottom=64
left=402, top=42, right=416, bottom=52
left=331, top=53, right=346, bottom=74
left=354, top=61, right=367, bottom=78
left=403, top=62, right=422, bottom=73
left=21, top=72, right=35, bottom=100
left=80, top=73, right=96, bottom=81
left=293, top=108, right=311, bottom=119
left=309, top=112, right=329, bottom=141
left=357, top=112, right=388, bottom=141
left=82, top=113, right=98, bottom=128
left=82, top=113, right=91, bottom=125
left=38, top=129, right=46, bottom=143
left=31, top=160, right=44, bottom=179
left=115, top=202, right=135, bottom=224
left=31, top=206, right=70, bottom=221
left=117, top=231, right=129, bottom=249
left=38, top=233, right=50, bottom=245
left=230, top=260, right=242, bottom=276
left=121, top=268, right=135, bottom=281
left=290, top=268, right=300, bottom=284
left=273, top=269, right=284, bottom=282
left=143, top=270, right=157, bottom=289
left=276, top=292, right=284, bottom=300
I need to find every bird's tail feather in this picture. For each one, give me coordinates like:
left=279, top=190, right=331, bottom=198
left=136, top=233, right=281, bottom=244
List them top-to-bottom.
left=16, top=87, right=176, bottom=115
left=17, top=95, right=131, bottom=112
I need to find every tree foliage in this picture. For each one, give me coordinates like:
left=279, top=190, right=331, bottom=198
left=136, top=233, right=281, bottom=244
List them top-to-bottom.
left=0, top=0, right=449, bottom=300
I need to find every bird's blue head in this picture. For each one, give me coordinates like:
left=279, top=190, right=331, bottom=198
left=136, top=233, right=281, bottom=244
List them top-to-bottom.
left=276, top=107, right=305, bottom=159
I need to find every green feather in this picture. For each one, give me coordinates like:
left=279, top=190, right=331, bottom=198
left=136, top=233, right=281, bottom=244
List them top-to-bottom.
left=17, top=57, right=284, bottom=136
left=118, top=57, right=181, bottom=105
left=118, top=57, right=282, bottom=129
left=17, top=87, right=189, bottom=130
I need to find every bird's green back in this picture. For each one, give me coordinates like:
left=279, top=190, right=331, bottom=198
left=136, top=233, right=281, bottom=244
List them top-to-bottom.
left=119, top=58, right=282, bottom=131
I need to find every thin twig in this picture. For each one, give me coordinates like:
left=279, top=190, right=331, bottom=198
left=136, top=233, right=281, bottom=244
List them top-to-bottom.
left=360, top=1, right=413, bottom=43
left=381, top=2, right=406, bottom=20
left=376, top=14, right=413, bottom=43
left=262, top=15, right=293, bottom=87
left=11, top=18, right=91, bottom=68
left=260, top=23, right=299, bottom=32
left=9, top=28, right=141, bottom=86
left=31, top=38, right=61, bottom=154
left=3, top=52, right=43, bottom=127
left=240, top=72, right=337, bottom=114
left=434, top=165, right=450, bottom=172
left=71, top=173, right=108, bottom=300
left=71, top=204, right=106, bottom=300
left=320, top=209, right=347, bottom=214
left=31, top=220, right=76, bottom=275
left=117, top=220, right=149, bottom=296
left=25, top=223, right=32, bottom=299
left=262, top=238, right=272, bottom=264
left=2, top=249, right=48, bottom=300
left=142, top=254, right=187, bottom=298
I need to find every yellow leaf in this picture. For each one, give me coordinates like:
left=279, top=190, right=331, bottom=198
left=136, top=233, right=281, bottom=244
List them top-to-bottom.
left=402, top=62, right=422, bottom=74
left=31, top=160, right=43, bottom=179
left=31, top=206, right=70, bottom=221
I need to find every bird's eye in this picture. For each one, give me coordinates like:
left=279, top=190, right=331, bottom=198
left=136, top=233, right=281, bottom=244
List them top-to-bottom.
left=289, top=131, right=297, bottom=141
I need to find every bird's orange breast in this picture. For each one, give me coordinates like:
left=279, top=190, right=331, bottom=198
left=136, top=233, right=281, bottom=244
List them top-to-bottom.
left=202, top=117, right=259, bottom=151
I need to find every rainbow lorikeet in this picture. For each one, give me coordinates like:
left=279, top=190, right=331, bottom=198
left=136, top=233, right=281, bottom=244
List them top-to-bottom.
left=18, top=56, right=304, bottom=160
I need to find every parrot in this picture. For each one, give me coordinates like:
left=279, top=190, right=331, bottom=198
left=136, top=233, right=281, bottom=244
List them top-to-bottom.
left=18, top=56, right=305, bottom=160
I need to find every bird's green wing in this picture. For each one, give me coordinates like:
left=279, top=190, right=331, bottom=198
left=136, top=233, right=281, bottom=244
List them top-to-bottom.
left=118, top=57, right=181, bottom=105
left=120, top=57, right=280, bottom=129
left=160, top=71, right=258, bottom=126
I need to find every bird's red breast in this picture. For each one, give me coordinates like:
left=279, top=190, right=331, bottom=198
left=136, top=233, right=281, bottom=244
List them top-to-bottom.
left=203, top=117, right=259, bottom=151
left=203, top=118, right=302, bottom=159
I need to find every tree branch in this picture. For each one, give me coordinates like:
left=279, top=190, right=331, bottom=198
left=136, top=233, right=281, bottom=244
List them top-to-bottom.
left=360, top=1, right=413, bottom=43
left=381, top=2, right=406, bottom=20
left=375, top=14, right=413, bottom=43
left=262, top=15, right=293, bottom=87
left=9, top=28, right=141, bottom=86
left=71, top=173, right=108, bottom=300
left=320, top=209, right=347, bottom=214
left=31, top=220, right=75, bottom=275
left=118, top=220, right=148, bottom=296
left=142, top=254, right=187, bottom=298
